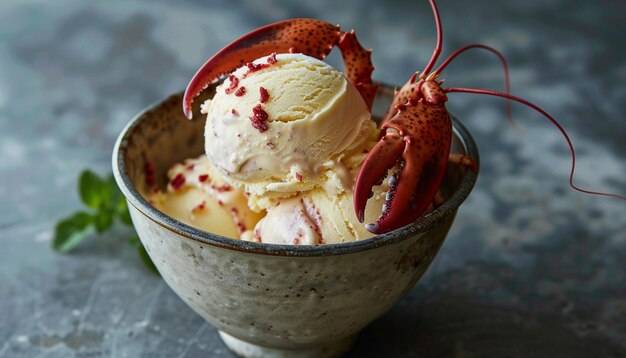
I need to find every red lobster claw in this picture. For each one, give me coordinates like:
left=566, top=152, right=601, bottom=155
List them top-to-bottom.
left=183, top=19, right=378, bottom=119
left=354, top=99, right=452, bottom=234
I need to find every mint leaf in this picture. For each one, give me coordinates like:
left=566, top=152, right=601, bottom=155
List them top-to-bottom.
left=56, top=169, right=158, bottom=274
left=79, top=170, right=106, bottom=209
left=107, top=174, right=123, bottom=207
left=94, top=211, right=114, bottom=233
left=53, top=212, right=94, bottom=252
left=128, top=234, right=140, bottom=247
left=129, top=235, right=159, bottom=275
left=139, top=248, right=159, bottom=275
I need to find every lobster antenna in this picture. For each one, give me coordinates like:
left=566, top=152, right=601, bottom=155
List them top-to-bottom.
left=421, top=0, right=443, bottom=78
left=434, top=44, right=514, bottom=128
left=445, top=86, right=626, bottom=201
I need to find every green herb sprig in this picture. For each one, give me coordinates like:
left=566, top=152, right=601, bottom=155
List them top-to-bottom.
left=52, top=169, right=158, bottom=274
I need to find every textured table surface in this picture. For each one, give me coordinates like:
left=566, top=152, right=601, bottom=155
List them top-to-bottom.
left=2, top=0, right=625, bottom=357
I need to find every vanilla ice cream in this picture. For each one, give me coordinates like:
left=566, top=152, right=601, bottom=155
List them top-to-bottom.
left=154, top=52, right=388, bottom=245
left=202, top=53, right=376, bottom=211
left=148, top=155, right=264, bottom=239
left=253, top=184, right=388, bottom=245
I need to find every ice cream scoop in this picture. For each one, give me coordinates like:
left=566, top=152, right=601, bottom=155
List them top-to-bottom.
left=203, top=53, right=375, bottom=211
left=148, top=155, right=264, bottom=239
left=253, top=184, right=389, bottom=245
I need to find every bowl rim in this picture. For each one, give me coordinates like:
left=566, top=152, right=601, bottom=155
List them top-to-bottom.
left=112, top=85, right=479, bottom=257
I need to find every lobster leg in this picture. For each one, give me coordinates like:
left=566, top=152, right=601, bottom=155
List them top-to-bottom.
left=183, top=18, right=378, bottom=119
left=183, top=19, right=340, bottom=119
left=338, top=31, right=379, bottom=109
left=382, top=79, right=422, bottom=124
left=431, top=153, right=476, bottom=210
left=448, top=153, right=478, bottom=172
left=433, top=191, right=446, bottom=207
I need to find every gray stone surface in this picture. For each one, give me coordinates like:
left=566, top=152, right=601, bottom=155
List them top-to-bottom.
left=1, top=0, right=625, bottom=357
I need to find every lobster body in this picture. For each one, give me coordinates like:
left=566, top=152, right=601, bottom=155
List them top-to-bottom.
left=183, top=0, right=625, bottom=237
left=181, top=13, right=468, bottom=235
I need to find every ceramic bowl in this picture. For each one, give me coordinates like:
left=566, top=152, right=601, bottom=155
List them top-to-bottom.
left=112, top=84, right=479, bottom=358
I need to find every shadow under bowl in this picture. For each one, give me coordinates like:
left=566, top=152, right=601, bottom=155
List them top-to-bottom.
left=112, top=84, right=479, bottom=358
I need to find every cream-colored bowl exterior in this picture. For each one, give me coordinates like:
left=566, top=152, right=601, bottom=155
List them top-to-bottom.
left=113, top=85, right=478, bottom=357
left=131, top=205, right=452, bottom=349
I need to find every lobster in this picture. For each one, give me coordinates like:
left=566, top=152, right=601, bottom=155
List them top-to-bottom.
left=183, top=0, right=626, bottom=235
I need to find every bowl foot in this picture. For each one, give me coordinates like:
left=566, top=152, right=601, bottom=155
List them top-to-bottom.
left=218, top=331, right=358, bottom=358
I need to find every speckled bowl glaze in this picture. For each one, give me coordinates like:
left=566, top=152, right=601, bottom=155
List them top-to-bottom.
left=112, top=84, right=479, bottom=358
